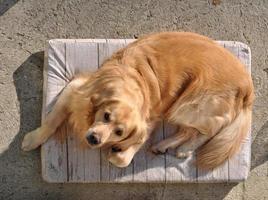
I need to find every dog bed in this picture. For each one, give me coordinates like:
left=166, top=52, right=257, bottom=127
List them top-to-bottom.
left=41, top=39, right=251, bottom=183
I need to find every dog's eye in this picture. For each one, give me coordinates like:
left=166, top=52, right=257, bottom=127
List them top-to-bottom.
left=104, top=112, right=111, bottom=122
left=114, top=128, right=123, bottom=136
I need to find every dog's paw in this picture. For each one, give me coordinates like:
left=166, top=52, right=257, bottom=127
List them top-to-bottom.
left=21, top=128, right=42, bottom=151
left=151, top=144, right=167, bottom=155
left=107, top=150, right=130, bottom=168
left=176, top=150, right=193, bottom=159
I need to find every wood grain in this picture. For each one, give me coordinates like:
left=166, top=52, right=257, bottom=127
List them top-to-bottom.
left=42, top=41, right=68, bottom=182
left=65, top=41, right=100, bottom=182
left=227, top=42, right=251, bottom=182
left=146, top=121, right=166, bottom=182
left=164, top=123, right=197, bottom=183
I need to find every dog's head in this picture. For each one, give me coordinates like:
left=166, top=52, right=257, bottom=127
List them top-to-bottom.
left=83, top=67, right=147, bottom=149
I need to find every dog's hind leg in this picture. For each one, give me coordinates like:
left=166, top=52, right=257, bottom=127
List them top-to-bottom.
left=151, top=126, right=199, bottom=154
left=176, top=133, right=210, bottom=158
left=107, top=142, right=144, bottom=168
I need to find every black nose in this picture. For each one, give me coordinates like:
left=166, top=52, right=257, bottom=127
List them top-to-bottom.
left=86, top=133, right=100, bottom=145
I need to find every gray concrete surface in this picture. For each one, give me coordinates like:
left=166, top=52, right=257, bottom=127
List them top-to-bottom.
left=0, top=0, right=267, bottom=199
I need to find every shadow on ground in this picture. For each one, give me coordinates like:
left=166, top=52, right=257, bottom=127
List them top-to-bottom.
left=0, top=0, right=19, bottom=16
left=0, top=52, right=266, bottom=199
left=251, top=120, right=268, bottom=170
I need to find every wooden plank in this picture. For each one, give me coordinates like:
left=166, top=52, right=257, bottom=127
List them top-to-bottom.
left=128, top=34, right=150, bottom=180
left=52, top=39, right=106, bottom=43
left=98, top=39, right=133, bottom=182
left=98, top=39, right=110, bottom=182
left=105, top=39, right=133, bottom=182
left=125, top=39, right=136, bottom=45
left=41, top=41, right=68, bottom=182
left=65, top=41, right=100, bottom=182
left=65, top=41, right=83, bottom=182
left=80, top=42, right=101, bottom=182
left=197, top=42, right=231, bottom=183
left=198, top=42, right=251, bottom=182
left=228, top=42, right=251, bottom=181
left=132, top=106, right=167, bottom=182
left=132, top=112, right=165, bottom=182
left=146, top=121, right=166, bottom=182
left=164, top=123, right=197, bottom=182
left=164, top=123, right=180, bottom=182
left=229, top=131, right=251, bottom=181
left=67, top=134, right=84, bottom=182
left=132, top=144, right=147, bottom=182
left=180, top=156, right=197, bottom=182
left=197, top=160, right=229, bottom=183
left=211, top=161, right=229, bottom=182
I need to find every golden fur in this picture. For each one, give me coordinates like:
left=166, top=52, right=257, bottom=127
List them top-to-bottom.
left=22, top=32, right=254, bottom=170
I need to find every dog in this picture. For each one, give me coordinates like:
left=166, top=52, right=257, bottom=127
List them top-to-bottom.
left=22, top=32, right=254, bottom=169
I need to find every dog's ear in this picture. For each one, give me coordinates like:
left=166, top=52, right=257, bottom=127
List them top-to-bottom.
left=90, top=86, right=117, bottom=108
left=90, top=93, right=100, bottom=106
left=132, top=121, right=148, bottom=144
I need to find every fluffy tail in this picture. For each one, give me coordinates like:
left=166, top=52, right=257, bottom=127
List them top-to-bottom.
left=196, top=108, right=252, bottom=169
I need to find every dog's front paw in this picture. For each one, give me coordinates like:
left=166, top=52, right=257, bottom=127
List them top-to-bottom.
left=21, top=128, right=43, bottom=151
left=151, top=144, right=167, bottom=155
left=107, top=148, right=131, bottom=168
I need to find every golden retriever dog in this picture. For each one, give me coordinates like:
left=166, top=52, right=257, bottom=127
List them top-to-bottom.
left=21, top=32, right=254, bottom=169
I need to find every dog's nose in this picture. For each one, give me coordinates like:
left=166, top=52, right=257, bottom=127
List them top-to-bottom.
left=86, top=133, right=100, bottom=145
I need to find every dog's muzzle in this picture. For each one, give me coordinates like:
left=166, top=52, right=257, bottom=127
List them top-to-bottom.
left=86, top=132, right=101, bottom=145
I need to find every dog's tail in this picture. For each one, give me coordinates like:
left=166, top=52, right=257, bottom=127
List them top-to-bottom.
left=196, top=107, right=252, bottom=170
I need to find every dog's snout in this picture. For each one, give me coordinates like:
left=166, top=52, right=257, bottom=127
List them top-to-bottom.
left=86, top=133, right=101, bottom=145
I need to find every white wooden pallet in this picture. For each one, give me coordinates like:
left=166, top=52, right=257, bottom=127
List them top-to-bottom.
left=41, top=39, right=251, bottom=183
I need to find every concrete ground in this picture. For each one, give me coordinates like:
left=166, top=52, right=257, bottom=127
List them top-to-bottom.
left=0, top=0, right=267, bottom=199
